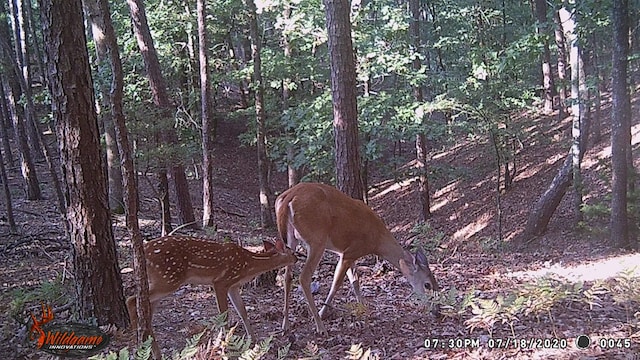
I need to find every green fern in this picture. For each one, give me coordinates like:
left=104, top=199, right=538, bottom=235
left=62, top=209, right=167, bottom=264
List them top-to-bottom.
left=173, top=331, right=204, bottom=359
left=88, top=336, right=152, bottom=360
left=134, top=336, right=154, bottom=360
left=239, top=336, right=273, bottom=360
left=276, top=343, right=291, bottom=360
left=345, top=344, right=379, bottom=360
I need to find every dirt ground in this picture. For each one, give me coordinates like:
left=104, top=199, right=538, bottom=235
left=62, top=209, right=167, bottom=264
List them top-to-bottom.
left=1, top=99, right=640, bottom=359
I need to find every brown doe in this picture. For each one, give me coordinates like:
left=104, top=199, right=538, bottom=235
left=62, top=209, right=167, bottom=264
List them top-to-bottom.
left=277, top=183, right=439, bottom=335
left=127, top=235, right=297, bottom=339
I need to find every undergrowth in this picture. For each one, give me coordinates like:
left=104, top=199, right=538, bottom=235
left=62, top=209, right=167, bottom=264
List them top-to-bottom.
left=428, top=270, right=640, bottom=339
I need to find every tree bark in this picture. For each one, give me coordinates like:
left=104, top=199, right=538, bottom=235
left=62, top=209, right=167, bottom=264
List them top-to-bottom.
left=11, top=0, right=44, bottom=159
left=40, top=0, right=128, bottom=327
left=83, top=0, right=125, bottom=214
left=83, top=0, right=124, bottom=213
left=198, top=0, right=215, bottom=228
left=246, top=0, right=274, bottom=227
left=324, top=0, right=363, bottom=200
left=410, top=0, right=430, bottom=219
left=534, top=0, right=556, bottom=113
left=611, top=0, right=632, bottom=249
left=282, top=1, right=300, bottom=187
left=0, top=3, right=41, bottom=200
left=559, top=6, right=588, bottom=225
left=553, top=9, right=568, bottom=117
left=0, top=76, right=41, bottom=200
left=0, top=84, right=14, bottom=168
left=0, top=85, right=14, bottom=168
left=0, top=99, right=17, bottom=233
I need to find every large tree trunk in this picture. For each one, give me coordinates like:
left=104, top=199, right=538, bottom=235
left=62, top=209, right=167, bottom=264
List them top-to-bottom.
left=40, top=0, right=128, bottom=327
left=94, top=0, right=156, bottom=352
left=126, top=0, right=196, bottom=230
left=198, top=0, right=215, bottom=229
left=245, top=0, right=274, bottom=227
left=324, top=0, right=363, bottom=200
left=611, top=0, right=632, bottom=249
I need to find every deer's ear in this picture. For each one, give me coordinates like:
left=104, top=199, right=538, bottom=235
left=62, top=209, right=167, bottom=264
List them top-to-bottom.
left=262, top=240, right=275, bottom=252
left=414, top=249, right=429, bottom=268
left=399, top=258, right=414, bottom=275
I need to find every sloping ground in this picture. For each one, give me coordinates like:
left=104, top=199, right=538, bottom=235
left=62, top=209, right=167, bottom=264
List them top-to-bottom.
left=1, top=91, right=639, bottom=359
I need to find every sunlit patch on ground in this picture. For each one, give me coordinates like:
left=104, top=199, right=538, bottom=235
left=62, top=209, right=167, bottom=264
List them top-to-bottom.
left=505, top=253, right=640, bottom=282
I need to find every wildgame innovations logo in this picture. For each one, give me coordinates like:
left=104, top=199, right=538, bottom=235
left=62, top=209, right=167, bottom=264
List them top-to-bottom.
left=29, top=304, right=110, bottom=357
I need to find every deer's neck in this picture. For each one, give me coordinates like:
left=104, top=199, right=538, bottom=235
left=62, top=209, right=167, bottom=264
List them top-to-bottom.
left=374, top=235, right=408, bottom=270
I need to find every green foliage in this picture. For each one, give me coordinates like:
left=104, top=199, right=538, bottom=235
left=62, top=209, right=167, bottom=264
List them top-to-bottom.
left=580, top=202, right=611, bottom=219
left=410, top=221, right=444, bottom=257
left=479, top=236, right=507, bottom=253
left=605, top=269, right=640, bottom=308
left=442, top=271, right=640, bottom=336
left=10, top=276, right=68, bottom=319
left=173, top=331, right=203, bottom=359
left=88, top=336, right=153, bottom=360
left=300, top=342, right=322, bottom=359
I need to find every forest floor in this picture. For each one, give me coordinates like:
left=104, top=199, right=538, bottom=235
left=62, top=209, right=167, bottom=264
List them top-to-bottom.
left=1, top=92, right=640, bottom=359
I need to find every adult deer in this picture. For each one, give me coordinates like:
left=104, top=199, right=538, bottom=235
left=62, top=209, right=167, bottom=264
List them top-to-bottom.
left=277, top=183, right=439, bottom=335
left=127, top=235, right=296, bottom=339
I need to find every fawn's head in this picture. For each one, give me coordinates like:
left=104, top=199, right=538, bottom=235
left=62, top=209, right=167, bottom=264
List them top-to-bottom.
left=261, top=239, right=297, bottom=266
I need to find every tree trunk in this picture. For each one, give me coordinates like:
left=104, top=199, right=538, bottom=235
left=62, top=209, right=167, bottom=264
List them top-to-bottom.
left=11, top=0, right=43, bottom=160
left=40, top=0, right=128, bottom=327
left=83, top=0, right=125, bottom=214
left=94, top=0, right=157, bottom=352
left=126, top=0, right=196, bottom=229
left=198, top=0, right=215, bottom=229
left=245, top=0, right=274, bottom=227
left=324, top=0, right=363, bottom=200
left=410, top=0, right=430, bottom=219
left=534, top=0, right=556, bottom=113
left=611, top=0, right=632, bottom=249
left=283, top=1, right=300, bottom=188
left=0, top=3, right=41, bottom=200
left=560, top=6, right=588, bottom=225
left=523, top=7, right=592, bottom=240
left=553, top=9, right=568, bottom=117
left=589, top=33, right=603, bottom=145
left=1, top=76, right=41, bottom=200
left=0, top=81, right=14, bottom=168
left=0, top=105, right=17, bottom=233
left=158, top=168, right=172, bottom=235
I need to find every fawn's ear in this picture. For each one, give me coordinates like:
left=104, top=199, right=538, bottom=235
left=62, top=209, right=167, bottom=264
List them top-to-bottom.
left=262, top=240, right=275, bottom=252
